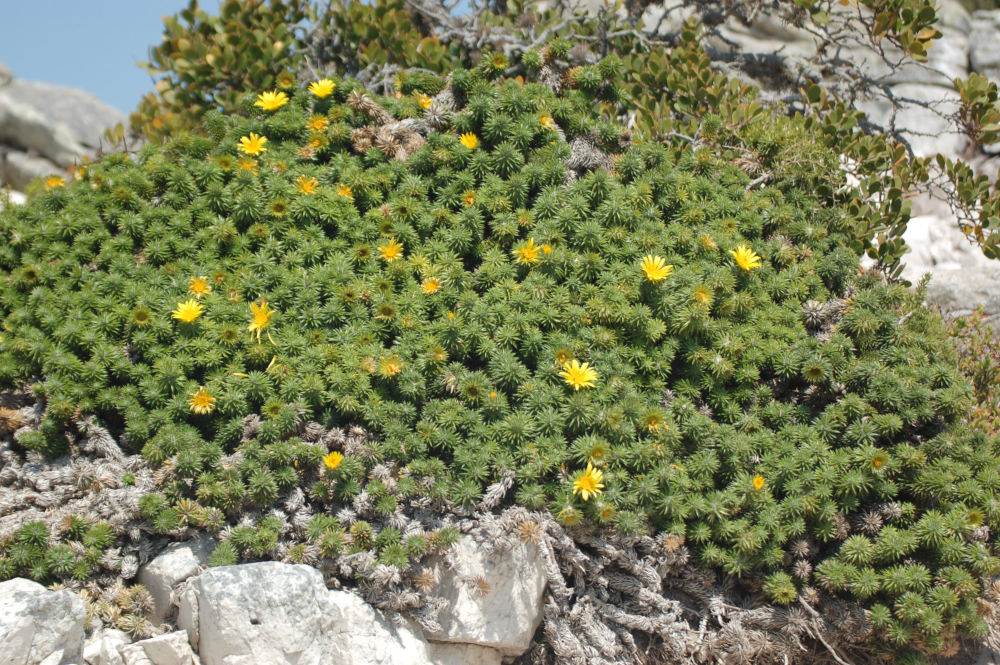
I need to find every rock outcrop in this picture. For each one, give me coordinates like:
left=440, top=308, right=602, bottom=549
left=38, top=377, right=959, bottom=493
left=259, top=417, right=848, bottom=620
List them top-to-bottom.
left=0, top=61, right=125, bottom=194
left=138, top=536, right=214, bottom=624
left=425, top=537, right=546, bottom=657
left=0, top=577, right=86, bottom=665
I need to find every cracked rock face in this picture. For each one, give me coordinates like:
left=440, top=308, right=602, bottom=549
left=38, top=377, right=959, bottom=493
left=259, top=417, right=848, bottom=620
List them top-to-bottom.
left=137, top=535, right=215, bottom=623
left=426, top=538, right=547, bottom=658
left=177, top=562, right=435, bottom=665
left=0, top=577, right=86, bottom=665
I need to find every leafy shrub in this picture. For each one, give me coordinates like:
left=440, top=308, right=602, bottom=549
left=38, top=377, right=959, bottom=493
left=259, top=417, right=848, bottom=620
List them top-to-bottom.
left=132, top=0, right=311, bottom=142
left=2, top=54, right=998, bottom=658
left=950, top=308, right=1000, bottom=435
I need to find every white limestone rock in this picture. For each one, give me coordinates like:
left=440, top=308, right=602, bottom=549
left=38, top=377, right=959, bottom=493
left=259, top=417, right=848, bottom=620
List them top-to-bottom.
left=971, top=10, right=1000, bottom=82
left=0, top=149, right=63, bottom=191
left=138, top=535, right=214, bottom=622
left=425, top=537, right=547, bottom=658
left=179, top=562, right=432, bottom=665
left=0, top=577, right=86, bottom=665
left=83, top=628, right=130, bottom=665
left=120, top=632, right=194, bottom=665
left=428, top=643, right=502, bottom=665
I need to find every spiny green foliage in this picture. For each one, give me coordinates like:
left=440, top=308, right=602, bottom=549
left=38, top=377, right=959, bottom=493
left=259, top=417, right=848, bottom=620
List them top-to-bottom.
left=2, top=55, right=998, bottom=657
left=0, top=518, right=115, bottom=584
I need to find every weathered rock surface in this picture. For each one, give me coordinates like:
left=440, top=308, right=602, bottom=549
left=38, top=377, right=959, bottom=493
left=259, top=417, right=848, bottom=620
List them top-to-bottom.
left=971, top=10, right=1000, bottom=83
left=0, top=61, right=126, bottom=193
left=1, top=79, right=126, bottom=152
left=1, top=148, right=62, bottom=191
left=138, top=535, right=214, bottom=623
left=426, top=538, right=547, bottom=658
left=178, top=562, right=433, bottom=665
left=0, top=577, right=86, bottom=665
left=83, top=628, right=131, bottom=665
left=120, top=632, right=195, bottom=665
left=428, top=643, right=502, bottom=665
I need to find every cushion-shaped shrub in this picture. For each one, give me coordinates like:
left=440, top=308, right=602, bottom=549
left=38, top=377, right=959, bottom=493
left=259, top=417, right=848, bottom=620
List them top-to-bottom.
left=1, top=54, right=997, bottom=656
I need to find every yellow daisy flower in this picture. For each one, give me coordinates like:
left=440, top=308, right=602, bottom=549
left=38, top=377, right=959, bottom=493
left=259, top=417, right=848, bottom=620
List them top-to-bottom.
left=308, top=79, right=336, bottom=99
left=254, top=90, right=289, bottom=111
left=418, top=93, right=433, bottom=108
left=540, top=114, right=557, bottom=130
left=307, top=115, right=330, bottom=132
left=238, top=132, right=267, bottom=156
left=460, top=133, right=478, bottom=150
left=44, top=175, right=66, bottom=191
left=297, top=175, right=319, bottom=195
left=337, top=184, right=354, bottom=200
left=463, top=190, right=476, bottom=206
left=378, top=238, right=404, bottom=262
left=513, top=238, right=541, bottom=264
left=730, top=244, right=763, bottom=271
left=640, top=255, right=673, bottom=282
left=188, top=276, right=212, bottom=299
left=421, top=277, right=441, bottom=294
left=172, top=299, right=204, bottom=323
left=248, top=301, right=276, bottom=342
left=379, top=355, right=403, bottom=377
left=560, top=359, right=598, bottom=391
left=187, top=386, right=216, bottom=415
left=323, top=451, right=344, bottom=470
left=572, top=462, right=605, bottom=501
left=752, top=474, right=765, bottom=490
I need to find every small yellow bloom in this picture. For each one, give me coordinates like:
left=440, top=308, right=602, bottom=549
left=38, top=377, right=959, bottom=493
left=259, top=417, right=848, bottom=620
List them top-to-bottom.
left=276, top=71, right=296, bottom=89
left=308, top=79, right=336, bottom=98
left=254, top=90, right=289, bottom=111
left=418, top=93, right=433, bottom=108
left=540, top=114, right=557, bottom=130
left=307, top=115, right=330, bottom=132
left=238, top=132, right=267, bottom=156
left=460, top=133, right=479, bottom=150
left=308, top=135, right=325, bottom=149
left=236, top=157, right=258, bottom=173
left=44, top=175, right=65, bottom=191
left=297, top=175, right=319, bottom=195
left=337, top=184, right=354, bottom=200
left=463, top=190, right=476, bottom=207
left=378, top=237, right=404, bottom=262
left=513, top=238, right=541, bottom=264
left=542, top=244, right=552, bottom=255
left=730, top=244, right=763, bottom=271
left=640, top=255, right=673, bottom=282
left=188, top=276, right=212, bottom=299
left=421, top=277, right=441, bottom=294
left=692, top=285, right=713, bottom=305
left=172, top=299, right=204, bottom=323
left=248, top=301, right=275, bottom=341
left=379, top=354, right=403, bottom=377
left=560, top=359, right=598, bottom=391
left=187, top=386, right=216, bottom=415
left=645, top=414, right=664, bottom=432
left=323, top=451, right=344, bottom=470
left=872, top=452, right=888, bottom=469
left=572, top=462, right=605, bottom=501
left=752, top=474, right=765, bottom=491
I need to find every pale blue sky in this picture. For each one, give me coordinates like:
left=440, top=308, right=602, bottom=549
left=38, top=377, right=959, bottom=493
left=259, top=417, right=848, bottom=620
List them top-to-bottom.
left=0, top=1, right=221, bottom=114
